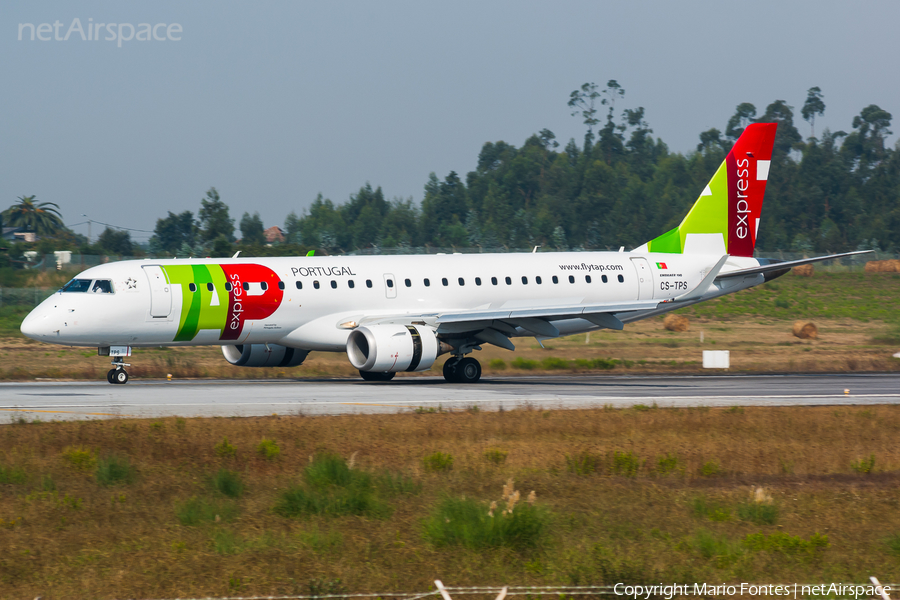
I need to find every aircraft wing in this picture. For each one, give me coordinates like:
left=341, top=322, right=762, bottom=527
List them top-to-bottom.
left=716, top=250, right=874, bottom=280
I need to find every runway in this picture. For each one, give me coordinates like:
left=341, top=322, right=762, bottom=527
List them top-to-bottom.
left=0, top=373, right=898, bottom=421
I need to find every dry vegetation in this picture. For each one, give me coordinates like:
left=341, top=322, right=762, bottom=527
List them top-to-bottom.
left=2, top=406, right=900, bottom=598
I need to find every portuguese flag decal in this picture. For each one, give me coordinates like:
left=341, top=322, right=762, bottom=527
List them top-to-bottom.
left=656, top=262, right=668, bottom=269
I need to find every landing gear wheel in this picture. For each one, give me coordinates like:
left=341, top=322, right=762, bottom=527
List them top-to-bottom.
left=442, top=357, right=461, bottom=382
left=455, top=357, right=482, bottom=383
left=107, top=369, right=116, bottom=384
left=112, top=369, right=129, bottom=384
left=359, top=370, right=395, bottom=382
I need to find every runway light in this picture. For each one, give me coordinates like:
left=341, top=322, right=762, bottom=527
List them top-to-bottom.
left=167, top=373, right=172, bottom=381
left=844, top=389, right=849, bottom=395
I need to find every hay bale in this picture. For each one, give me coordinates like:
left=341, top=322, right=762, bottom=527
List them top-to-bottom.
left=865, top=259, right=900, bottom=273
left=793, top=264, right=814, bottom=277
left=663, top=314, right=689, bottom=332
left=792, top=321, right=818, bottom=339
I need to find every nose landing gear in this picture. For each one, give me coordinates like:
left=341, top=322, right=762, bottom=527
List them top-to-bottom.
left=107, top=356, right=130, bottom=385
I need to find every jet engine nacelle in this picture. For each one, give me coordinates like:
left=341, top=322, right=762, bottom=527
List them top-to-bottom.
left=346, top=324, right=439, bottom=372
left=221, top=344, right=309, bottom=367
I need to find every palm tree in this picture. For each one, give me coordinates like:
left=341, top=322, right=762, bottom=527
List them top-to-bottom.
left=2, top=195, right=65, bottom=236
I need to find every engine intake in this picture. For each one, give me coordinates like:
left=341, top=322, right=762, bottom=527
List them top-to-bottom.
left=346, top=324, right=439, bottom=372
left=222, top=344, right=309, bottom=367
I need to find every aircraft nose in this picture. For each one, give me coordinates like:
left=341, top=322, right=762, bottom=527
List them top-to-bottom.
left=20, top=306, right=51, bottom=340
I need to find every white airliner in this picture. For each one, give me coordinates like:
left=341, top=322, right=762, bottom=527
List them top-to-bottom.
left=21, top=124, right=869, bottom=384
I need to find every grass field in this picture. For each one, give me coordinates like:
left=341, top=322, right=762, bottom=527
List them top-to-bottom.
left=1, top=271, right=898, bottom=380
left=2, top=405, right=900, bottom=598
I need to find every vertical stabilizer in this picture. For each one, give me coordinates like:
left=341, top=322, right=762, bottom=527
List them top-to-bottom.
left=643, top=123, right=777, bottom=257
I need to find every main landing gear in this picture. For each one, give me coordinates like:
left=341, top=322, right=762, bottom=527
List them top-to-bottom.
left=107, top=356, right=130, bottom=385
left=442, top=356, right=482, bottom=383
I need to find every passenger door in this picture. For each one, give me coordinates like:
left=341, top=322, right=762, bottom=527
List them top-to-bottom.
left=629, top=257, right=653, bottom=300
left=142, top=265, right=172, bottom=318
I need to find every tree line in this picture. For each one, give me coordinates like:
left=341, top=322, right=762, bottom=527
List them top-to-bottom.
left=4, top=82, right=898, bottom=262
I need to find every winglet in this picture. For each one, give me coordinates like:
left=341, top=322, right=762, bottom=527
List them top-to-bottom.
left=306, top=250, right=315, bottom=257
left=675, top=255, right=729, bottom=302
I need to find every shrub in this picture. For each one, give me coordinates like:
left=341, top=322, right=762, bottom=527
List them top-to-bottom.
left=511, top=357, right=538, bottom=370
left=540, top=357, right=570, bottom=370
left=572, top=358, right=618, bottom=370
left=488, top=359, right=507, bottom=369
left=214, top=437, right=237, bottom=458
left=257, top=438, right=280, bottom=461
left=61, top=446, right=97, bottom=470
left=484, top=448, right=509, bottom=465
left=423, top=451, right=454, bottom=472
left=566, top=451, right=601, bottom=475
left=610, top=451, right=641, bottom=477
left=306, top=453, right=355, bottom=487
left=656, top=453, right=679, bottom=474
left=95, top=454, right=136, bottom=486
left=851, top=454, right=875, bottom=474
left=699, top=461, right=721, bottom=477
left=0, top=464, right=27, bottom=484
left=212, top=469, right=244, bottom=498
left=176, top=496, right=239, bottom=526
left=423, top=496, right=547, bottom=550
left=691, top=497, right=732, bottom=522
left=737, top=502, right=779, bottom=525
left=693, top=530, right=743, bottom=567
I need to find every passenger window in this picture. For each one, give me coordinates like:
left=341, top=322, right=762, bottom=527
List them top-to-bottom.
left=618, top=274, right=624, bottom=283
left=552, top=275, right=558, bottom=284
left=568, top=275, right=575, bottom=284
left=586, top=275, right=592, bottom=284
left=601, top=275, right=608, bottom=283
left=521, top=276, right=528, bottom=285
left=536, top=276, right=542, bottom=284
left=458, top=277, right=465, bottom=286
left=475, top=277, right=482, bottom=286
left=491, top=277, right=498, bottom=285
left=505, top=277, right=512, bottom=285
left=62, top=278, right=92, bottom=293
left=405, top=278, right=412, bottom=287
left=424, top=278, right=431, bottom=287
left=442, top=278, right=449, bottom=286
left=386, top=279, right=394, bottom=288
left=91, top=280, right=113, bottom=294
left=331, top=280, right=337, bottom=289
left=348, top=280, right=355, bottom=289
left=366, top=280, right=373, bottom=288
left=277, top=281, right=285, bottom=290
left=295, top=281, right=302, bottom=290
left=313, top=281, right=320, bottom=289
left=225, top=282, right=233, bottom=292
left=242, top=282, right=250, bottom=291
left=261, top=282, right=268, bottom=291
left=188, top=283, right=197, bottom=292
left=208, top=283, right=215, bottom=291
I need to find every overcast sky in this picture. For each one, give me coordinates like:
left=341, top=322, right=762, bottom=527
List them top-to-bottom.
left=3, top=0, right=898, bottom=243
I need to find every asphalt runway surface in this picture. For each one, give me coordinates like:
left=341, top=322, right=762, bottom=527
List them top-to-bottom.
left=0, top=373, right=898, bottom=421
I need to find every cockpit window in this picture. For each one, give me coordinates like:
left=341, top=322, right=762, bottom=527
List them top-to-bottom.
left=61, top=279, right=92, bottom=293
left=91, top=280, right=114, bottom=294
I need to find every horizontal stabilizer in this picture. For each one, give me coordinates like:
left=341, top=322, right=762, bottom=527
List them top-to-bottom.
left=716, top=250, right=874, bottom=279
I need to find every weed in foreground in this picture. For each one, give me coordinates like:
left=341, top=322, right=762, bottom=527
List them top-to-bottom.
left=511, top=357, right=538, bottom=370
left=541, top=357, right=570, bottom=370
left=488, top=359, right=507, bottom=369
left=214, top=437, right=237, bottom=458
left=256, top=438, right=281, bottom=461
left=61, top=446, right=97, bottom=470
left=483, top=448, right=509, bottom=465
left=423, top=451, right=454, bottom=472
left=566, top=451, right=601, bottom=475
left=610, top=451, right=641, bottom=477
left=656, top=452, right=680, bottom=475
left=95, top=454, right=137, bottom=486
left=851, top=454, right=876, bottom=474
left=699, top=460, right=722, bottom=477
left=0, top=464, right=28, bottom=484
left=212, top=469, right=244, bottom=498
left=423, top=480, right=546, bottom=550
left=737, top=487, right=778, bottom=525
left=175, top=496, right=239, bottom=526
left=691, top=497, right=732, bottom=522
left=693, top=529, right=743, bottom=568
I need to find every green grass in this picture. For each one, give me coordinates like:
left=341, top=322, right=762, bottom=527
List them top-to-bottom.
left=256, top=438, right=280, bottom=461
left=483, top=448, right=509, bottom=465
left=422, top=451, right=454, bottom=472
left=95, top=454, right=137, bottom=486
left=851, top=454, right=876, bottom=474
left=0, top=464, right=28, bottom=484
left=211, top=469, right=244, bottom=498
left=175, top=496, right=240, bottom=526
left=422, top=496, right=548, bottom=550
left=737, top=501, right=779, bottom=525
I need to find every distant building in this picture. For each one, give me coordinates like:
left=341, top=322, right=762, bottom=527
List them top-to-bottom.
left=264, top=226, right=285, bottom=244
left=2, top=227, right=36, bottom=242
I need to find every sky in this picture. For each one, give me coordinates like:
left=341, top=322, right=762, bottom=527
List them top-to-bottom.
left=2, top=0, right=898, bottom=243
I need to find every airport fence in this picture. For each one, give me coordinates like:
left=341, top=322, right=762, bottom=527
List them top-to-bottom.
left=0, top=287, right=56, bottom=308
